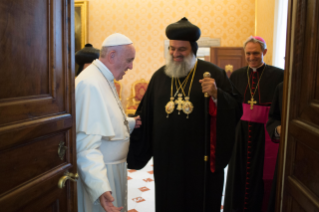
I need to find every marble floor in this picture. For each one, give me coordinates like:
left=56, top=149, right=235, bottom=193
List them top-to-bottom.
left=127, top=158, right=227, bottom=212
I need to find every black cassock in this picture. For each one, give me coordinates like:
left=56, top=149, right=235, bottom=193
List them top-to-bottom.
left=127, top=59, right=242, bottom=212
left=224, top=64, right=284, bottom=212
left=266, top=82, right=283, bottom=212
left=266, top=82, right=283, bottom=140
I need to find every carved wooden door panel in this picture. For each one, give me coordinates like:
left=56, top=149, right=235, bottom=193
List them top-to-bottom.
left=0, top=0, right=77, bottom=211
left=278, top=0, right=319, bottom=211
left=210, top=47, right=246, bottom=77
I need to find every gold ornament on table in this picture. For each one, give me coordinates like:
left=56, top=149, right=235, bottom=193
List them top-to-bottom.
left=225, top=64, right=233, bottom=78
left=246, top=64, right=266, bottom=110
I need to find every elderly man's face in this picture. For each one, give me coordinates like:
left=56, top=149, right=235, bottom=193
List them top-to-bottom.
left=168, top=40, right=193, bottom=63
left=245, top=42, right=267, bottom=68
left=114, top=44, right=136, bottom=80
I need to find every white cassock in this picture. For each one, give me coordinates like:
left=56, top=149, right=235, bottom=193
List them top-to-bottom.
left=75, top=59, right=135, bottom=212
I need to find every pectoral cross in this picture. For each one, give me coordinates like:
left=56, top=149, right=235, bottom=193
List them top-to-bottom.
left=175, top=93, right=184, bottom=115
left=248, top=97, right=257, bottom=110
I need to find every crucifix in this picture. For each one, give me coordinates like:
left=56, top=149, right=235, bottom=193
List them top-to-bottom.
left=175, top=93, right=184, bottom=115
left=248, top=97, right=257, bottom=110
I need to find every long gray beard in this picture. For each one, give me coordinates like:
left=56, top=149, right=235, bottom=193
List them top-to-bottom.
left=164, top=53, right=196, bottom=78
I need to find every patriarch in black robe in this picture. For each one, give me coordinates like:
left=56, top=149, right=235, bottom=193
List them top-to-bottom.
left=127, top=17, right=242, bottom=212
left=224, top=36, right=284, bottom=212
left=75, top=43, right=100, bottom=76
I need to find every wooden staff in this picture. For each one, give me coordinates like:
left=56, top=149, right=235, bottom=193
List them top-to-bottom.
left=203, top=71, right=211, bottom=211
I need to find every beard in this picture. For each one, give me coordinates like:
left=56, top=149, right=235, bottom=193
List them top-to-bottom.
left=164, top=53, right=196, bottom=78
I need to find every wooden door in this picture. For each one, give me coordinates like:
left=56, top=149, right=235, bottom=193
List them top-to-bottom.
left=0, top=0, right=77, bottom=211
left=277, top=0, right=319, bottom=211
left=210, top=47, right=246, bottom=77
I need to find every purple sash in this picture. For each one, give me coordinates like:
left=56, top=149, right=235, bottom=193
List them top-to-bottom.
left=241, top=103, right=279, bottom=180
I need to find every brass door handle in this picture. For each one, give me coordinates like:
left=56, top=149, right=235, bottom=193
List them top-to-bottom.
left=58, top=172, right=78, bottom=189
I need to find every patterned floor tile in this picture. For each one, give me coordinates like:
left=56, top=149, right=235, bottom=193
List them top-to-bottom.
left=128, top=158, right=227, bottom=212
left=142, top=178, right=153, bottom=182
left=138, top=187, right=150, bottom=192
left=132, top=197, right=146, bottom=203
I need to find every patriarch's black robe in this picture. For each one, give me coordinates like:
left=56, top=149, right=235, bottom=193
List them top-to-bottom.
left=127, top=59, right=242, bottom=212
left=224, top=64, right=284, bottom=212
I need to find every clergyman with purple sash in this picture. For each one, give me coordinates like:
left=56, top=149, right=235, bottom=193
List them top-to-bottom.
left=224, top=36, right=284, bottom=212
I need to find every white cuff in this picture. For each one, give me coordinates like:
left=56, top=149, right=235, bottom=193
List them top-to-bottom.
left=211, top=96, right=217, bottom=105
left=127, top=117, right=136, bottom=133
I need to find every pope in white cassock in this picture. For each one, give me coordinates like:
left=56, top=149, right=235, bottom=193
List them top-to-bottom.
left=75, top=33, right=141, bottom=212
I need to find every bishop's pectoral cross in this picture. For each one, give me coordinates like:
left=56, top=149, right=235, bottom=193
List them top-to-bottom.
left=175, top=93, right=184, bottom=115
left=248, top=97, right=257, bottom=110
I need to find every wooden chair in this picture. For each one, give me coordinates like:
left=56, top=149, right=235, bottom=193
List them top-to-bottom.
left=126, top=79, right=148, bottom=116
left=114, top=80, right=122, bottom=100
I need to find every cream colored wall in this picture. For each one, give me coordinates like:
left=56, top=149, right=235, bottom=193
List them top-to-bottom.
left=86, top=0, right=256, bottom=108
left=255, top=0, right=275, bottom=65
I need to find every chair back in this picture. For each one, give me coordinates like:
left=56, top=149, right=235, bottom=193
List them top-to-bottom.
left=126, top=78, right=148, bottom=115
left=133, top=79, right=148, bottom=103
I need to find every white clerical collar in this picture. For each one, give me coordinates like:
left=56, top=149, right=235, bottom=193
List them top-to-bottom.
left=92, top=59, right=114, bottom=82
left=250, top=63, right=264, bottom=72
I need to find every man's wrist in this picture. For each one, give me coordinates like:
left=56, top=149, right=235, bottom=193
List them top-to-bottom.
left=211, top=89, right=218, bottom=99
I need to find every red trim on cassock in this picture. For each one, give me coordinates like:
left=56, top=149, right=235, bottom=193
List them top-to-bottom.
left=209, top=98, right=217, bottom=173
left=244, top=120, right=253, bottom=210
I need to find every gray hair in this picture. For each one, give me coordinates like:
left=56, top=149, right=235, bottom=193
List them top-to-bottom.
left=243, top=36, right=267, bottom=51
left=100, top=46, right=125, bottom=58
left=164, top=53, right=196, bottom=78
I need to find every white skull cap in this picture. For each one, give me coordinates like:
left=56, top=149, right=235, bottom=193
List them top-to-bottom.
left=101, top=33, right=133, bottom=47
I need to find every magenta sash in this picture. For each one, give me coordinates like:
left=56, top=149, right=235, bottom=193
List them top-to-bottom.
left=241, top=103, right=279, bottom=180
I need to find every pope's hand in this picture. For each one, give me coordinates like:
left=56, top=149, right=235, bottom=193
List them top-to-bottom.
left=199, top=78, right=218, bottom=99
left=134, top=115, right=142, bottom=128
left=99, top=191, right=123, bottom=212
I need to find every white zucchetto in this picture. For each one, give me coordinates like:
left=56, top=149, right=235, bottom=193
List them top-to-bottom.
left=101, top=33, right=133, bottom=47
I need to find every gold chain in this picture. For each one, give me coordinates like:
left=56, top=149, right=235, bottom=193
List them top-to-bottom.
left=177, top=61, right=198, bottom=97
left=247, top=64, right=266, bottom=98
left=170, top=67, right=192, bottom=97
left=174, top=68, right=193, bottom=95
left=170, top=73, right=174, bottom=97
